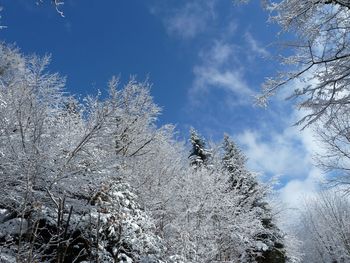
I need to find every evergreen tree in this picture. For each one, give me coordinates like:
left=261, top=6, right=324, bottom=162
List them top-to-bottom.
left=188, top=128, right=211, bottom=168
left=222, top=133, right=248, bottom=190
left=221, top=135, right=287, bottom=263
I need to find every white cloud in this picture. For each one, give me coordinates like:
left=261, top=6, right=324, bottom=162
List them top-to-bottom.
left=162, top=1, right=216, bottom=39
left=151, top=2, right=270, bottom=108
left=185, top=28, right=275, bottom=108
left=244, top=31, right=270, bottom=57
left=189, top=40, right=254, bottom=106
left=205, top=41, right=233, bottom=64
left=193, top=67, right=252, bottom=96
left=235, top=70, right=325, bottom=179
left=235, top=103, right=327, bottom=228
left=236, top=105, right=326, bottom=176
left=237, top=127, right=312, bottom=178
left=275, top=168, right=323, bottom=232
left=279, top=168, right=323, bottom=210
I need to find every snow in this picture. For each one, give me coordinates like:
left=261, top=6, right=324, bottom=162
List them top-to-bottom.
left=0, top=43, right=291, bottom=262
left=0, top=209, right=10, bottom=223
left=0, top=218, right=28, bottom=238
left=256, top=241, right=269, bottom=252
left=0, top=249, right=16, bottom=263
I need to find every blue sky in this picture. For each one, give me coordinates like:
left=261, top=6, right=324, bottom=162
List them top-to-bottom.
left=0, top=0, right=323, bottom=213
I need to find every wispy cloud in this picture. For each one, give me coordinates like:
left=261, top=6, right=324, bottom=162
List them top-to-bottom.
left=151, top=0, right=325, bottom=229
left=155, top=0, right=216, bottom=39
left=150, top=1, right=268, bottom=107
left=186, top=28, right=275, bottom=109
left=244, top=31, right=270, bottom=57
left=189, top=40, right=254, bottom=106
left=192, top=67, right=252, bottom=96
left=235, top=104, right=326, bottom=228
left=237, top=106, right=322, bottom=179
left=236, top=120, right=320, bottom=178
left=237, top=129, right=308, bottom=177
left=276, top=167, right=324, bottom=231
left=279, top=168, right=323, bottom=210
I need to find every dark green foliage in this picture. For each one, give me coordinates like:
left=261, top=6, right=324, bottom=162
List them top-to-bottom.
left=189, top=128, right=211, bottom=168
left=221, top=134, right=287, bottom=263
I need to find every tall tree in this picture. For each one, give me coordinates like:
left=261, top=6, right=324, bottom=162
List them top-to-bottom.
left=188, top=128, right=211, bottom=168
left=222, top=133, right=248, bottom=189
left=221, top=135, right=287, bottom=263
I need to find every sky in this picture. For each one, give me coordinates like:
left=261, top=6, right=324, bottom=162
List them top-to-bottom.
left=0, top=0, right=324, bottom=221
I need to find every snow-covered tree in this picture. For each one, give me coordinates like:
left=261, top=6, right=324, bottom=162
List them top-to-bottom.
left=237, top=0, right=350, bottom=127
left=0, top=41, right=297, bottom=263
left=0, top=43, right=167, bottom=262
left=313, top=109, right=350, bottom=190
left=188, top=128, right=211, bottom=168
left=160, top=133, right=287, bottom=263
left=222, top=133, right=248, bottom=190
left=220, top=135, right=286, bottom=263
left=86, top=178, right=166, bottom=262
left=297, top=189, right=350, bottom=263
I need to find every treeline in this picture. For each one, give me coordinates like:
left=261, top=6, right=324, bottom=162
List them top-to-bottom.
left=0, top=43, right=290, bottom=262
